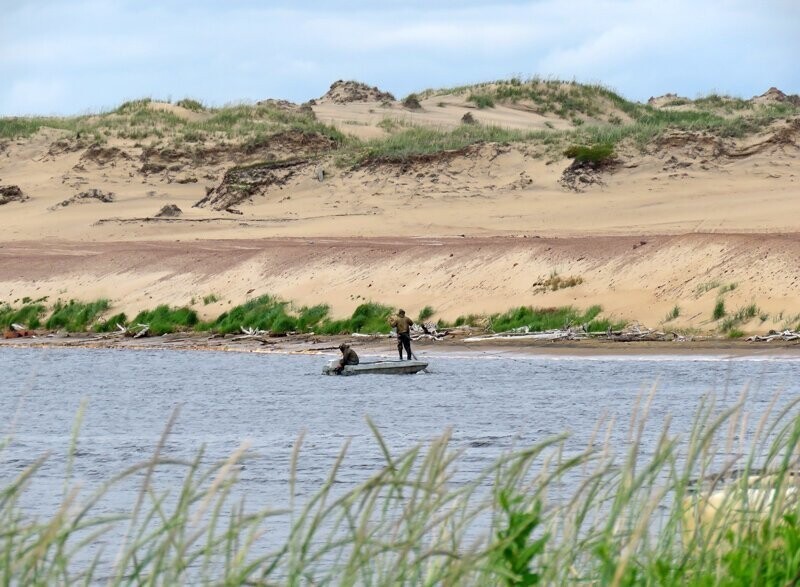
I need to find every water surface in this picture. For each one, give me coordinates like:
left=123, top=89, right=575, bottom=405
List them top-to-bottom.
left=1, top=348, right=798, bottom=551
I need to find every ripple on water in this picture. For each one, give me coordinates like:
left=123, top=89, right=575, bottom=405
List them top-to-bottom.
left=1, top=347, right=798, bottom=548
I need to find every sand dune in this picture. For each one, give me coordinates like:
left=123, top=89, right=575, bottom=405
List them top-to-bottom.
left=1, top=82, right=799, bottom=332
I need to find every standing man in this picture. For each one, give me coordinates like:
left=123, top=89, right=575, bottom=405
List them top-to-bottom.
left=388, top=309, right=414, bottom=360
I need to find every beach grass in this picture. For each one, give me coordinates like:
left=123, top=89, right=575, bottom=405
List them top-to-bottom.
left=2, top=82, right=796, bottom=170
left=1, top=298, right=628, bottom=337
left=44, top=299, right=111, bottom=331
left=713, top=299, right=726, bottom=321
left=0, top=302, right=46, bottom=330
left=486, top=304, right=623, bottom=333
left=130, top=305, right=199, bottom=336
left=665, top=305, right=681, bottom=322
left=3, top=390, right=800, bottom=584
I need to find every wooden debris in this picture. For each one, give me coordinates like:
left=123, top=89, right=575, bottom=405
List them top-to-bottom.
left=410, top=321, right=448, bottom=341
left=464, top=322, right=682, bottom=343
left=116, top=323, right=150, bottom=338
left=589, top=323, right=678, bottom=342
left=240, top=326, right=266, bottom=336
left=465, top=328, right=587, bottom=343
left=746, top=329, right=800, bottom=342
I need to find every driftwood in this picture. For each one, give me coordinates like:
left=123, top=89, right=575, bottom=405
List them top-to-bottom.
left=410, top=321, right=448, bottom=341
left=2, top=323, right=35, bottom=338
left=117, top=323, right=150, bottom=338
left=464, top=323, right=682, bottom=343
left=589, top=323, right=679, bottom=342
left=464, top=327, right=587, bottom=343
left=747, top=329, right=800, bottom=342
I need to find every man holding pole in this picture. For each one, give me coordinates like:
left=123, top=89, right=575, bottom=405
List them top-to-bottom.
left=388, top=309, right=414, bottom=360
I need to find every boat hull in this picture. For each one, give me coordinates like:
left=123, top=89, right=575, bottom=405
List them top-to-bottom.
left=322, top=359, right=428, bottom=376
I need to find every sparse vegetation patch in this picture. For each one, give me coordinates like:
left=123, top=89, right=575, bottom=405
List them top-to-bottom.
left=467, top=94, right=495, bottom=109
left=175, top=98, right=205, bottom=112
left=533, top=273, right=584, bottom=292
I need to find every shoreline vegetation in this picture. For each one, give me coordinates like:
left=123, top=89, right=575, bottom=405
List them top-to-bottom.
left=0, top=294, right=800, bottom=350
left=4, top=295, right=799, bottom=339
left=1, top=296, right=626, bottom=338
left=4, top=392, right=800, bottom=583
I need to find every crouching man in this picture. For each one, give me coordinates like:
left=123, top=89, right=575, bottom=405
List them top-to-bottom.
left=334, top=343, right=359, bottom=374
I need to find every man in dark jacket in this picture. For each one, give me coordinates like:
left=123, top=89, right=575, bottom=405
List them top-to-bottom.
left=388, top=309, right=414, bottom=360
left=334, top=343, right=359, bottom=374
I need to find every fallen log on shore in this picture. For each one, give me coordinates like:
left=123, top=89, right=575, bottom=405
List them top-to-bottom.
left=746, top=329, right=800, bottom=342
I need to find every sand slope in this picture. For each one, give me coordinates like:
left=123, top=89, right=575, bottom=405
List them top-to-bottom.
left=1, top=88, right=799, bottom=332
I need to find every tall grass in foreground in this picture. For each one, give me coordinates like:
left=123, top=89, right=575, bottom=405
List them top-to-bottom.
left=3, top=391, right=800, bottom=584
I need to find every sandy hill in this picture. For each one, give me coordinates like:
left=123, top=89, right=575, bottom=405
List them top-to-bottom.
left=1, top=80, right=799, bottom=333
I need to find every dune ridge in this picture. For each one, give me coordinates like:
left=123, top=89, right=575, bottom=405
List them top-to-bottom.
left=1, top=79, right=798, bottom=334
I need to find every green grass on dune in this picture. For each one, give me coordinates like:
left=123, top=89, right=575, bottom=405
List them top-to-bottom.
left=2, top=81, right=796, bottom=169
left=0, top=99, right=347, bottom=149
left=207, top=294, right=297, bottom=334
left=0, top=297, right=628, bottom=336
left=207, top=297, right=395, bottom=335
left=44, top=299, right=111, bottom=331
left=0, top=302, right=46, bottom=330
left=486, top=304, right=624, bottom=333
left=130, top=305, right=198, bottom=336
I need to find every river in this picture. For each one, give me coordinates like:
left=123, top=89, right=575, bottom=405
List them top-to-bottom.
left=1, top=347, right=798, bottom=576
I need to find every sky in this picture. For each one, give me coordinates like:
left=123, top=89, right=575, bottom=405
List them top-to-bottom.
left=1, top=0, right=798, bottom=116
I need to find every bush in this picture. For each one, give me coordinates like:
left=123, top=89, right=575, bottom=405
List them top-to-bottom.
left=402, top=94, right=422, bottom=110
left=467, top=94, right=495, bottom=109
left=176, top=98, right=205, bottom=112
left=563, top=143, right=615, bottom=165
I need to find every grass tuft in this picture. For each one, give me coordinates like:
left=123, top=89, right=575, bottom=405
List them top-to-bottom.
left=467, top=94, right=495, bottom=109
left=175, top=98, right=205, bottom=112
left=563, top=143, right=615, bottom=165
left=45, top=299, right=111, bottom=331
left=712, top=299, right=726, bottom=321
left=0, top=302, right=46, bottom=329
left=131, top=305, right=198, bottom=335
left=418, top=305, right=435, bottom=322
left=487, top=305, right=621, bottom=333
left=664, top=305, right=681, bottom=322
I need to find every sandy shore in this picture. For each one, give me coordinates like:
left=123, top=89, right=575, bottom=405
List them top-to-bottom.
left=3, top=330, right=799, bottom=360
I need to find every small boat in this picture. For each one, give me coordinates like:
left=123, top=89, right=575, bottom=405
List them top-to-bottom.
left=322, top=359, right=428, bottom=376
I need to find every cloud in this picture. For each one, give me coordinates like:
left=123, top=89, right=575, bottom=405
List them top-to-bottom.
left=0, top=0, right=797, bottom=115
